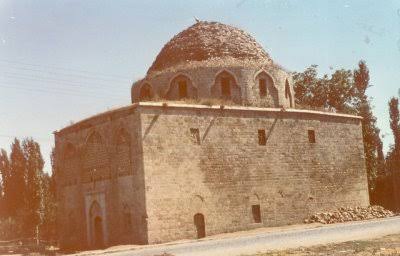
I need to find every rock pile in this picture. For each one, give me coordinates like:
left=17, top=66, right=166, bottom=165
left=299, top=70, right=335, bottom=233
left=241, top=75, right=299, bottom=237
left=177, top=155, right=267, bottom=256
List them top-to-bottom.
left=304, top=205, right=396, bottom=224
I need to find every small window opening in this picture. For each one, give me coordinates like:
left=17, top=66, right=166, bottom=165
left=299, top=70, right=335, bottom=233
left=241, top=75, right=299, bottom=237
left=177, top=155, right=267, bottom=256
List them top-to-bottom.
left=221, top=77, right=231, bottom=97
left=259, top=79, right=267, bottom=97
left=178, top=81, right=188, bottom=99
left=190, top=128, right=200, bottom=145
left=258, top=129, right=266, bottom=146
left=308, top=130, right=316, bottom=143
left=252, top=205, right=261, bottom=223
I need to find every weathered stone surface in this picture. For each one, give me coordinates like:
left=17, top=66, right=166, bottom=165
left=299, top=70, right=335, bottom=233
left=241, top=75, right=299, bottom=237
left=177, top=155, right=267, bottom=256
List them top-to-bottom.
left=131, top=21, right=294, bottom=109
left=147, top=21, right=271, bottom=74
left=131, top=64, right=295, bottom=109
left=139, top=104, right=369, bottom=244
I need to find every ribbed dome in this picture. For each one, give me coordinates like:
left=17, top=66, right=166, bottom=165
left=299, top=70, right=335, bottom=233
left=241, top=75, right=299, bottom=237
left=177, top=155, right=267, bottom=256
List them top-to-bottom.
left=147, top=21, right=271, bottom=74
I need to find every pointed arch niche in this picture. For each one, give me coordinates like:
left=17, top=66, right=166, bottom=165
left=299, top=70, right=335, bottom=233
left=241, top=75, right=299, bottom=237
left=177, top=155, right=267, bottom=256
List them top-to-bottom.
left=211, top=70, right=241, bottom=103
left=255, top=71, right=278, bottom=107
left=166, top=74, right=198, bottom=100
left=82, top=131, right=110, bottom=183
left=89, top=200, right=106, bottom=249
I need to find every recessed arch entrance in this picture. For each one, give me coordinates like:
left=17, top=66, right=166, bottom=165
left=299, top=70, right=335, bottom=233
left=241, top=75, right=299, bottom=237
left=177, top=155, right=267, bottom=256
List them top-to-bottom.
left=89, top=201, right=105, bottom=249
left=193, top=213, right=205, bottom=239
left=93, top=216, right=104, bottom=248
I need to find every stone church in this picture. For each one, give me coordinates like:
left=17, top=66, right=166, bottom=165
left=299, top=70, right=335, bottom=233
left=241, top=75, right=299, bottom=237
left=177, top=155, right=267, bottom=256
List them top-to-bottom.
left=54, top=21, right=369, bottom=249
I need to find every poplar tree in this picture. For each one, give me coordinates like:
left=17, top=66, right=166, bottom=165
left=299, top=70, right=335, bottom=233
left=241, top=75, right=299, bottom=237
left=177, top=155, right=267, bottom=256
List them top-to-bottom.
left=353, top=61, right=383, bottom=200
left=387, top=97, right=400, bottom=178
left=389, top=97, right=400, bottom=151
left=22, top=138, right=45, bottom=236
left=8, top=139, right=26, bottom=217
left=0, top=149, right=10, bottom=217
left=40, top=173, right=57, bottom=240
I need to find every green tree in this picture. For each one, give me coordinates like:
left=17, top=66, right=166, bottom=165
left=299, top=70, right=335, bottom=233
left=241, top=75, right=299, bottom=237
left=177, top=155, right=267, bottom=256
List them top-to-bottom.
left=353, top=61, right=384, bottom=201
left=293, top=65, right=327, bottom=109
left=293, top=66, right=355, bottom=113
left=326, top=69, right=355, bottom=113
left=387, top=97, right=400, bottom=209
left=389, top=97, right=400, bottom=150
left=0, top=138, right=58, bottom=241
left=22, top=138, right=45, bottom=237
left=8, top=139, right=26, bottom=217
left=0, top=149, right=10, bottom=217
left=40, top=173, right=57, bottom=241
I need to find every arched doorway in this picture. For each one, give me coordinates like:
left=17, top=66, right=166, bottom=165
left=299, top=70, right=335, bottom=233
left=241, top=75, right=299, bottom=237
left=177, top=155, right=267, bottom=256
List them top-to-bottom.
left=90, top=201, right=105, bottom=249
left=194, top=213, right=205, bottom=239
left=94, top=216, right=104, bottom=248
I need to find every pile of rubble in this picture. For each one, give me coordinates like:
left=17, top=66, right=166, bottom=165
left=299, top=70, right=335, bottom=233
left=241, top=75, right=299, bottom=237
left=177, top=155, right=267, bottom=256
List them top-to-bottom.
left=304, top=205, right=396, bottom=224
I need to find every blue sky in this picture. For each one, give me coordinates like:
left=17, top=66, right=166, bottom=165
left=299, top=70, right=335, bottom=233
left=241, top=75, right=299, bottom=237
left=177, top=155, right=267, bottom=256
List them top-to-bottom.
left=0, top=0, right=399, bottom=173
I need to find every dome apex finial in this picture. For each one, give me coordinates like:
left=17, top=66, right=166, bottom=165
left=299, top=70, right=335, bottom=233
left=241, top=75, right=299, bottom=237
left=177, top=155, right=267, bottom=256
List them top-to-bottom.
left=194, top=16, right=200, bottom=23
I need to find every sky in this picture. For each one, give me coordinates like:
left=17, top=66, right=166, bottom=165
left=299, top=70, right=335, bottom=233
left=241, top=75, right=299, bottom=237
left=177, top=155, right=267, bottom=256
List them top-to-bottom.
left=0, top=0, right=400, bottom=173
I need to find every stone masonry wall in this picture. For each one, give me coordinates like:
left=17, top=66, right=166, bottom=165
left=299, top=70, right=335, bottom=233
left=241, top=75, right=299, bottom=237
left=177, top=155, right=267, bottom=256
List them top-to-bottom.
left=131, top=64, right=295, bottom=108
left=139, top=104, right=369, bottom=244
left=55, top=109, right=148, bottom=249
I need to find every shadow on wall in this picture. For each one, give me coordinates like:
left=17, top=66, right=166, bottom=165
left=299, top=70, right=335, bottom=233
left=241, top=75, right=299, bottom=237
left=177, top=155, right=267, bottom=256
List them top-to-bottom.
left=134, top=111, right=149, bottom=244
left=142, top=114, right=160, bottom=141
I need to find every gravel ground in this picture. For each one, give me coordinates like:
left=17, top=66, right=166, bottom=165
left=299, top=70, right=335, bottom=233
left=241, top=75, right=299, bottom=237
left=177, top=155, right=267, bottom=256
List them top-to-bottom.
left=255, top=233, right=400, bottom=256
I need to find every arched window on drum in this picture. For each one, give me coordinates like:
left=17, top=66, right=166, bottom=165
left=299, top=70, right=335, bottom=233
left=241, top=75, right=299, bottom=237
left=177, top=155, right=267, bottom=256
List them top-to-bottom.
left=212, top=70, right=241, bottom=103
left=255, top=71, right=278, bottom=107
left=166, top=74, right=197, bottom=100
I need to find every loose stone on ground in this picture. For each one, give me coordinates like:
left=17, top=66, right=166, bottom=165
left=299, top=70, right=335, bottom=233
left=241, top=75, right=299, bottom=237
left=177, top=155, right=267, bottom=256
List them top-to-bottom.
left=304, top=205, right=396, bottom=224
